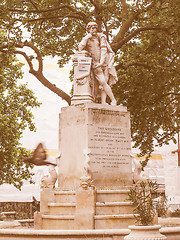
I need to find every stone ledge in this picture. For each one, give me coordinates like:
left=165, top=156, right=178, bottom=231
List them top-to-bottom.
left=62, top=102, right=128, bottom=112
left=97, top=189, right=130, bottom=194
left=54, top=190, right=75, bottom=195
left=96, top=202, right=132, bottom=206
left=48, top=203, right=76, bottom=207
left=95, top=214, right=135, bottom=219
left=42, top=215, right=75, bottom=220
left=159, top=217, right=180, bottom=227
left=18, top=219, right=34, bottom=223
left=0, top=221, right=20, bottom=229
left=161, top=226, right=180, bottom=234
left=0, top=227, right=180, bottom=240
left=0, top=228, right=130, bottom=235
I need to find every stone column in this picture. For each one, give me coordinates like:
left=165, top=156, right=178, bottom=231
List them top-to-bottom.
left=71, top=51, right=94, bottom=105
left=75, top=188, right=96, bottom=229
left=34, top=189, right=55, bottom=229
left=40, top=189, right=55, bottom=213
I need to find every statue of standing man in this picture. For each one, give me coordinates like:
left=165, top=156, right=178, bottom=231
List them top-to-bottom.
left=78, top=22, right=118, bottom=106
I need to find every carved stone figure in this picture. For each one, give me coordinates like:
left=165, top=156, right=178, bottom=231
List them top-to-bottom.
left=78, top=22, right=118, bottom=105
left=71, top=51, right=95, bottom=104
left=75, top=54, right=92, bottom=83
left=80, top=149, right=94, bottom=189
left=131, top=154, right=148, bottom=184
left=40, top=165, right=57, bottom=189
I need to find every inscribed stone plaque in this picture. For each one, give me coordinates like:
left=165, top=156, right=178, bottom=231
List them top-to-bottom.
left=78, top=57, right=92, bottom=72
left=88, top=125, right=131, bottom=174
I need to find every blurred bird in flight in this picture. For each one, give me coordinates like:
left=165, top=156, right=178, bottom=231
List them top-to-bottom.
left=20, top=143, right=57, bottom=166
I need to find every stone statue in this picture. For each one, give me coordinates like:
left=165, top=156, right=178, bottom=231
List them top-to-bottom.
left=78, top=22, right=118, bottom=105
left=80, top=149, right=94, bottom=189
left=131, top=154, right=148, bottom=184
left=40, top=165, right=57, bottom=189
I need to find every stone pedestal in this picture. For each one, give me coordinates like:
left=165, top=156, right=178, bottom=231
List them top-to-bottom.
left=71, top=51, right=94, bottom=105
left=37, top=102, right=134, bottom=230
left=58, top=102, right=132, bottom=190
left=75, top=188, right=96, bottom=229
left=40, top=189, right=55, bottom=213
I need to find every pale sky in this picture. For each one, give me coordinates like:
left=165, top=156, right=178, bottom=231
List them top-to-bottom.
left=18, top=54, right=72, bottom=152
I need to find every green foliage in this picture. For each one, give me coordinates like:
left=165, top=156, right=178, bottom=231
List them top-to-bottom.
left=0, top=0, right=180, bottom=161
left=114, top=25, right=180, bottom=159
left=0, top=49, right=40, bottom=190
left=128, top=180, right=158, bottom=225
left=155, top=195, right=168, bottom=217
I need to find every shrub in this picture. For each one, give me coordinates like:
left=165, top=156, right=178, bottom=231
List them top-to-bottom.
left=128, top=180, right=158, bottom=225
left=155, top=195, right=168, bottom=217
left=171, top=209, right=180, bottom=218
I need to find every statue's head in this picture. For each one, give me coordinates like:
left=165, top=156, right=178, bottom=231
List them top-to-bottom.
left=86, top=22, right=98, bottom=33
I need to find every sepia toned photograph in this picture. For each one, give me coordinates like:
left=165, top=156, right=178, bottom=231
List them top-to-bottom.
left=0, top=0, right=179, bottom=239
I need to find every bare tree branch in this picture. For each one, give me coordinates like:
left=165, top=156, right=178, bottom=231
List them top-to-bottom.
left=27, top=0, right=39, bottom=11
left=89, top=0, right=100, bottom=9
left=89, top=0, right=103, bottom=30
left=111, top=0, right=156, bottom=50
left=120, top=0, right=128, bottom=24
left=9, top=5, right=89, bottom=24
left=9, top=5, right=81, bottom=13
left=25, top=14, right=84, bottom=23
left=103, top=21, right=109, bottom=42
left=112, top=25, right=173, bottom=52
left=23, top=41, right=43, bottom=73
left=1, top=42, right=71, bottom=105
left=14, top=50, right=34, bottom=72
left=28, top=70, right=71, bottom=105
left=154, top=129, right=177, bottom=143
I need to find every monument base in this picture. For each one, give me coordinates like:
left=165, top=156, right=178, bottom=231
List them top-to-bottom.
left=71, top=94, right=94, bottom=105
left=35, top=102, right=135, bottom=230
left=58, top=102, right=132, bottom=190
left=36, top=186, right=136, bottom=230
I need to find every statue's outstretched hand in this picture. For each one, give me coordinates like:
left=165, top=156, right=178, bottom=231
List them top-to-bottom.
left=78, top=33, right=92, bottom=51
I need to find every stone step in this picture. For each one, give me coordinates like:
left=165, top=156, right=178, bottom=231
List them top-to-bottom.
left=96, top=189, right=130, bottom=202
left=54, top=190, right=76, bottom=203
left=96, top=201, right=134, bottom=215
left=48, top=203, right=76, bottom=215
left=1, top=211, right=16, bottom=220
left=42, top=214, right=75, bottom=230
left=94, top=214, right=136, bottom=229
left=18, top=219, right=34, bottom=228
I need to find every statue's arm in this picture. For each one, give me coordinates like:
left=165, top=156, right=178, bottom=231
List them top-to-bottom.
left=78, top=33, right=92, bottom=51
left=94, top=36, right=107, bottom=69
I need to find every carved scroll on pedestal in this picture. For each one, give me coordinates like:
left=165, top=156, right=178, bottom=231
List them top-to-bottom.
left=71, top=51, right=95, bottom=105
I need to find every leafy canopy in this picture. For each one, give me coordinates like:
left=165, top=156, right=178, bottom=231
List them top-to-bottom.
left=0, top=0, right=180, bottom=163
left=0, top=32, right=40, bottom=189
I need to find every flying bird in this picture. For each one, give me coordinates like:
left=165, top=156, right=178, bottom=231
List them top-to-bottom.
left=20, top=143, right=57, bottom=166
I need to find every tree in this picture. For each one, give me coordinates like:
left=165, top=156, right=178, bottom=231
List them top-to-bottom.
left=0, top=0, right=179, bottom=163
left=0, top=32, right=40, bottom=189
